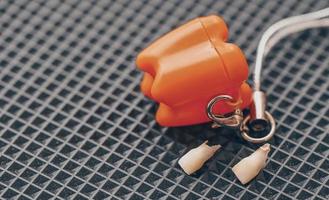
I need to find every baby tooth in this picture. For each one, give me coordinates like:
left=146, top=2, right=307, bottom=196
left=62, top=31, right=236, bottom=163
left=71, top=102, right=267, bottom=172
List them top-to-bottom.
left=178, top=141, right=221, bottom=175
left=232, top=143, right=270, bottom=184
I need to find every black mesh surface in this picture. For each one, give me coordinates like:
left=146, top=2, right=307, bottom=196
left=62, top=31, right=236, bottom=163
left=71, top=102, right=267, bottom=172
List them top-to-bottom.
left=0, top=0, right=329, bottom=199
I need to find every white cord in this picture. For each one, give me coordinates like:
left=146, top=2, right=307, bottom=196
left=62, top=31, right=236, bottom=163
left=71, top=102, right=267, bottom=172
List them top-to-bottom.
left=254, top=7, right=329, bottom=91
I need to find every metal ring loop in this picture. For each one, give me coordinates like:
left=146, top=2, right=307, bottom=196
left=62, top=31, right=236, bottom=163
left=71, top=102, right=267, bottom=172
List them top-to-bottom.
left=206, top=95, right=243, bottom=127
left=240, top=111, right=276, bottom=143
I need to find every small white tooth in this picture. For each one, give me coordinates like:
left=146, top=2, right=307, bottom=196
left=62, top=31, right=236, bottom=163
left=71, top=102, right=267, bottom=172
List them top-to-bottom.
left=178, top=141, right=221, bottom=175
left=232, top=143, right=271, bottom=184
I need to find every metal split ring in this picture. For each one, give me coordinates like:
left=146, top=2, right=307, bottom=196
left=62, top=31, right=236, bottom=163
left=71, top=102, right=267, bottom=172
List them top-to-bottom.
left=240, top=111, right=276, bottom=143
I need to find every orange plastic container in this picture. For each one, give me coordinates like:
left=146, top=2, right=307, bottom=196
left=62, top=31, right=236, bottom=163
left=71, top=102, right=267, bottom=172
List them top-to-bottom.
left=136, top=15, right=252, bottom=126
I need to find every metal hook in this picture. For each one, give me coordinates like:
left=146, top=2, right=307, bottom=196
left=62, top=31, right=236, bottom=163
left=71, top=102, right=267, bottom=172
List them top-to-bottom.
left=206, top=95, right=243, bottom=128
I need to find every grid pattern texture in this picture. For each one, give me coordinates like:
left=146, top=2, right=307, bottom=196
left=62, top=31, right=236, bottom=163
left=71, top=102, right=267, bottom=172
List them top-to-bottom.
left=0, top=0, right=329, bottom=199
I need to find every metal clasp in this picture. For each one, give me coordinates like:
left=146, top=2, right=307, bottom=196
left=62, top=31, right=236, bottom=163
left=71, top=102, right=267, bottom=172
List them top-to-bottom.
left=207, top=94, right=276, bottom=143
left=206, top=95, right=243, bottom=128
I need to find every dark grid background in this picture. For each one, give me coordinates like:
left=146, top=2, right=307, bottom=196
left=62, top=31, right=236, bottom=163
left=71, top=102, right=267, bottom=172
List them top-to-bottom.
left=0, top=0, right=329, bottom=199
